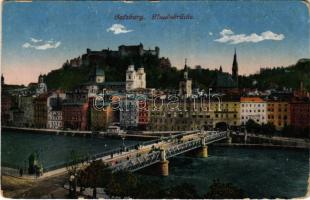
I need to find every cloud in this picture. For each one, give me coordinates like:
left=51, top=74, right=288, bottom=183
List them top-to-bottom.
left=122, top=0, right=134, bottom=3
left=106, top=24, right=133, bottom=34
left=214, top=29, right=285, bottom=44
left=208, top=32, right=213, bottom=36
left=30, top=37, right=42, bottom=43
left=22, top=39, right=61, bottom=50
left=22, top=43, right=32, bottom=48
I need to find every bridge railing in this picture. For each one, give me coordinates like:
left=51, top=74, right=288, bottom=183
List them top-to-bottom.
left=43, top=131, right=228, bottom=173
left=205, top=131, right=227, bottom=141
left=166, top=138, right=201, bottom=158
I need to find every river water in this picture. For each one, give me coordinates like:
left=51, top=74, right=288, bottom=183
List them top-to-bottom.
left=1, top=130, right=309, bottom=198
left=1, top=130, right=140, bottom=169
left=141, top=146, right=309, bottom=198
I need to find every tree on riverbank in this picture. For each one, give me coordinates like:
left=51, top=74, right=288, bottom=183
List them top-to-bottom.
left=245, top=119, right=309, bottom=139
left=246, top=119, right=261, bottom=133
left=74, top=160, right=248, bottom=199
left=78, top=160, right=111, bottom=198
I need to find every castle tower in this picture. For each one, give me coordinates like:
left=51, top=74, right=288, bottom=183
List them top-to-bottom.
left=232, top=48, right=238, bottom=86
left=179, top=59, right=192, bottom=98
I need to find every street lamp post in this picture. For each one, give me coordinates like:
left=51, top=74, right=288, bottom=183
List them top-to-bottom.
left=121, top=135, right=126, bottom=151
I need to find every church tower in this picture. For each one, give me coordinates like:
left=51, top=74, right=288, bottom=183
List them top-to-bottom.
left=232, top=48, right=238, bottom=86
left=179, top=59, right=192, bottom=98
left=95, top=66, right=105, bottom=84
left=1, top=74, right=4, bottom=86
left=36, top=74, right=47, bottom=95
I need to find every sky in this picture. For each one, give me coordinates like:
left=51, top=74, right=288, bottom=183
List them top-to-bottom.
left=2, top=0, right=309, bottom=85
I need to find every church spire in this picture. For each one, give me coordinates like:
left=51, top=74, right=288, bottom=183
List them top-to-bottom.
left=232, top=48, right=238, bottom=86
left=184, top=58, right=188, bottom=80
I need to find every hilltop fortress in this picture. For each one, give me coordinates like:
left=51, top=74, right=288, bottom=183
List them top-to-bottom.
left=68, top=43, right=160, bottom=67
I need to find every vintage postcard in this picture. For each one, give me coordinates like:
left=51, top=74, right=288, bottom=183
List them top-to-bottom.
left=1, top=0, right=310, bottom=199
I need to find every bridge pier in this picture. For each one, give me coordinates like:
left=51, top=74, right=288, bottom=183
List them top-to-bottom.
left=244, top=129, right=248, bottom=144
left=226, top=131, right=232, bottom=144
left=197, top=137, right=208, bottom=158
left=227, top=137, right=232, bottom=144
left=199, top=145, right=208, bottom=158
left=158, top=149, right=169, bottom=176
left=159, top=160, right=169, bottom=176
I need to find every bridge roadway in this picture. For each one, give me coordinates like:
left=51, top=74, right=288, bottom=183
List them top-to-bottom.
left=107, top=130, right=228, bottom=175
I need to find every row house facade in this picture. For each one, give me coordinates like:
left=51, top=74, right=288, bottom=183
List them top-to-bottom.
left=62, top=90, right=89, bottom=131
left=47, top=92, right=66, bottom=129
left=34, top=93, right=49, bottom=128
left=1, top=94, right=12, bottom=125
left=19, top=95, right=35, bottom=127
left=119, top=95, right=149, bottom=129
left=89, top=96, right=113, bottom=131
left=148, top=96, right=240, bottom=131
left=212, top=96, right=240, bottom=128
left=240, top=97, right=267, bottom=125
left=290, top=97, right=310, bottom=129
left=119, top=98, right=139, bottom=129
left=267, top=98, right=290, bottom=130
left=138, top=100, right=149, bottom=130
left=62, top=102, right=89, bottom=130
left=10, top=107, right=25, bottom=127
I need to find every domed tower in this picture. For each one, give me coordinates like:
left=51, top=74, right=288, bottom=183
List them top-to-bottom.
left=232, top=48, right=238, bottom=87
left=126, top=65, right=136, bottom=91
left=95, top=66, right=105, bottom=84
left=137, top=67, right=146, bottom=88
left=38, top=74, right=44, bottom=84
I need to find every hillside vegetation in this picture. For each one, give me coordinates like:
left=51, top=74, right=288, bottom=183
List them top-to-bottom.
left=44, top=54, right=310, bottom=91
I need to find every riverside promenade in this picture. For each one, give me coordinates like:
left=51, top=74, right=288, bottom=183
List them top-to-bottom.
left=2, top=126, right=159, bottom=140
left=230, top=132, right=310, bottom=149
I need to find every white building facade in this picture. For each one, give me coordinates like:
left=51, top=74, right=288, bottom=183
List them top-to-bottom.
left=126, top=65, right=146, bottom=91
left=240, top=97, right=267, bottom=125
left=47, top=111, right=63, bottom=129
